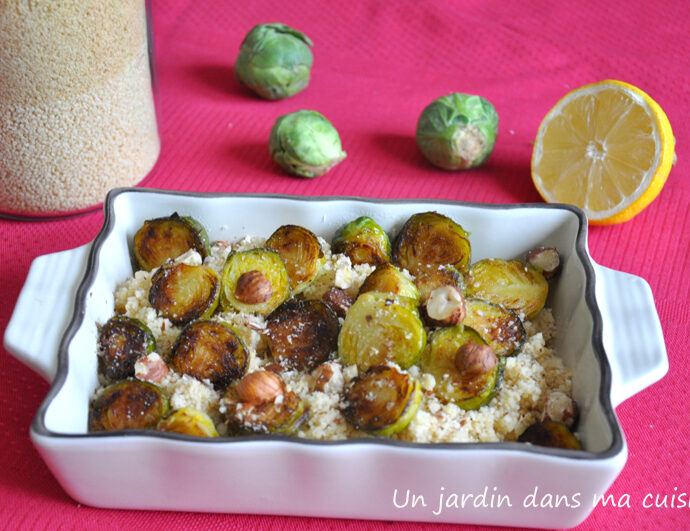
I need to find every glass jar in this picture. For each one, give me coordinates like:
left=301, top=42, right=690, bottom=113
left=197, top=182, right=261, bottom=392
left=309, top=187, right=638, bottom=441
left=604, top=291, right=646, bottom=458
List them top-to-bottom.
left=0, top=0, right=160, bottom=217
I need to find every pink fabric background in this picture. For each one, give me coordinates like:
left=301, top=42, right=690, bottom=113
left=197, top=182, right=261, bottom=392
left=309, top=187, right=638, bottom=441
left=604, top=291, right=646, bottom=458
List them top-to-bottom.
left=1, top=1, right=688, bottom=529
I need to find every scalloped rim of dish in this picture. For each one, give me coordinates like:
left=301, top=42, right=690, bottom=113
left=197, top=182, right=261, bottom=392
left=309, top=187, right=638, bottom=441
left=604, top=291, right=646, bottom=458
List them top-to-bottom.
left=31, top=187, right=622, bottom=461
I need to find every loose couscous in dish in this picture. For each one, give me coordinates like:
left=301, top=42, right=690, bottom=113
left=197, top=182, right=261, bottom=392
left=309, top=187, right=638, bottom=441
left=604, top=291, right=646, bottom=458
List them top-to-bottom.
left=89, top=211, right=581, bottom=449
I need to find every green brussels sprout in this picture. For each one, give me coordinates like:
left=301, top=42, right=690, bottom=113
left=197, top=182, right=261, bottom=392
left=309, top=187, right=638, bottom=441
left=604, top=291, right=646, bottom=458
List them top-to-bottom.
left=234, top=23, right=313, bottom=100
left=416, top=93, right=498, bottom=170
left=269, top=110, right=347, bottom=178
left=133, top=213, right=210, bottom=272
left=332, top=216, right=391, bottom=266
left=465, top=258, right=548, bottom=319
left=338, top=292, right=426, bottom=371
left=98, top=316, right=156, bottom=380
left=420, top=326, right=503, bottom=410
left=343, top=365, right=421, bottom=436
left=89, top=379, right=169, bottom=432
left=157, top=407, right=220, bottom=438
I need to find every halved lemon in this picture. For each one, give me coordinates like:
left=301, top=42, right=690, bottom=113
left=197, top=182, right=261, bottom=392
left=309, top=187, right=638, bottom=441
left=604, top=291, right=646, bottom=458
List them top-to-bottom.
left=531, top=80, right=675, bottom=225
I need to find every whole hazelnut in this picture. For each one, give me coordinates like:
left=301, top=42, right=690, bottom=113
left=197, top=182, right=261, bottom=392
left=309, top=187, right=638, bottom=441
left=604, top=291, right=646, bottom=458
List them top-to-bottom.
left=525, top=246, right=561, bottom=279
left=235, top=270, right=273, bottom=304
left=426, top=285, right=466, bottom=325
left=322, top=286, right=354, bottom=318
left=454, top=342, right=497, bottom=379
left=311, top=362, right=335, bottom=392
left=236, top=370, right=285, bottom=405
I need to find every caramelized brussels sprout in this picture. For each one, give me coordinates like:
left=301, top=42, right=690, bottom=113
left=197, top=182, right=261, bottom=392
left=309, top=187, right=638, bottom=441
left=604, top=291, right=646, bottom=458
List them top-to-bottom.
left=393, top=212, right=471, bottom=276
left=133, top=213, right=210, bottom=272
left=332, top=216, right=391, bottom=266
left=266, top=224, right=325, bottom=294
left=220, top=248, right=291, bottom=316
left=465, top=259, right=548, bottom=319
left=149, top=262, right=220, bottom=325
left=358, top=262, right=420, bottom=304
left=338, top=292, right=426, bottom=370
left=463, top=298, right=526, bottom=356
left=266, top=299, right=340, bottom=371
left=97, top=316, right=156, bottom=380
left=170, top=320, right=249, bottom=391
left=420, top=326, right=502, bottom=410
left=343, top=365, right=421, bottom=436
left=223, top=374, right=307, bottom=435
left=89, top=379, right=169, bottom=432
left=157, top=407, right=220, bottom=437
left=518, top=420, right=582, bottom=450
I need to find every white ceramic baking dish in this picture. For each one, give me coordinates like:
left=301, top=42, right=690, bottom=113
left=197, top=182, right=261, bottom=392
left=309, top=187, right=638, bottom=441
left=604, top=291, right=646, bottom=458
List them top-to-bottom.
left=6, top=188, right=667, bottom=529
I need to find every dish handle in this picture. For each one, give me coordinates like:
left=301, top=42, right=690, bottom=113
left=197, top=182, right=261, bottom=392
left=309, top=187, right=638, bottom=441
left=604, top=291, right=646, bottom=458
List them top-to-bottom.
left=4, top=244, right=91, bottom=382
left=593, top=263, right=668, bottom=407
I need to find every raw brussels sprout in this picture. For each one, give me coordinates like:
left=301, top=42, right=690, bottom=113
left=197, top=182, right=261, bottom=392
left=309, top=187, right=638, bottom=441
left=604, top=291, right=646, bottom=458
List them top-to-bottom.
left=234, top=23, right=313, bottom=100
left=416, top=93, right=498, bottom=170
left=269, top=110, right=347, bottom=178
left=393, top=211, right=471, bottom=276
left=133, top=213, right=210, bottom=272
left=332, top=216, right=391, bottom=266
left=266, top=224, right=325, bottom=294
left=220, top=248, right=291, bottom=316
left=465, top=259, right=548, bottom=319
left=149, top=262, right=220, bottom=325
left=358, top=262, right=419, bottom=303
left=338, top=292, right=426, bottom=371
left=463, top=298, right=526, bottom=357
left=266, top=299, right=340, bottom=371
left=97, top=316, right=156, bottom=380
left=170, top=320, right=249, bottom=391
left=420, top=326, right=503, bottom=410
left=343, top=365, right=421, bottom=436
left=89, top=379, right=169, bottom=432
left=223, top=380, right=308, bottom=435
left=157, top=407, right=220, bottom=438
left=518, top=420, right=582, bottom=450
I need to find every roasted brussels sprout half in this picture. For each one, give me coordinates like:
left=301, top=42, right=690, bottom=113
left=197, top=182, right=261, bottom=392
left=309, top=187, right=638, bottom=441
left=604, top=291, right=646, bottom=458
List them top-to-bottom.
left=234, top=23, right=313, bottom=100
left=416, top=93, right=498, bottom=170
left=269, top=110, right=347, bottom=178
left=393, top=212, right=471, bottom=277
left=133, top=213, right=210, bottom=272
left=332, top=216, right=391, bottom=266
left=266, top=224, right=325, bottom=294
left=220, top=248, right=291, bottom=316
left=465, top=259, right=548, bottom=319
left=149, top=262, right=220, bottom=325
left=358, top=262, right=419, bottom=303
left=338, top=292, right=426, bottom=371
left=463, top=298, right=526, bottom=357
left=266, top=299, right=340, bottom=371
left=97, top=316, right=156, bottom=380
left=170, top=320, right=249, bottom=391
left=420, top=326, right=503, bottom=410
left=343, top=365, right=421, bottom=436
left=223, top=374, right=308, bottom=435
left=89, top=379, right=169, bottom=432
left=157, top=407, right=220, bottom=437
left=518, top=420, right=582, bottom=450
